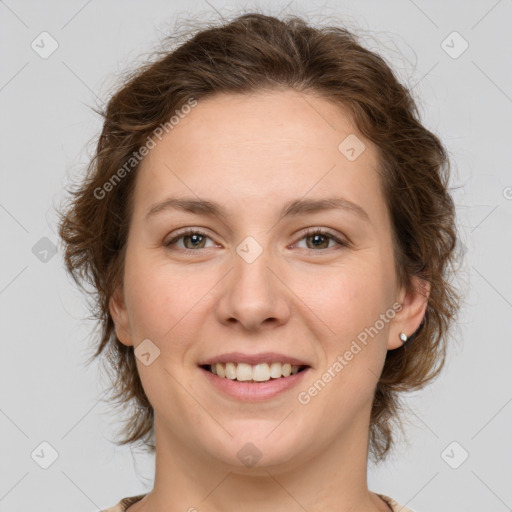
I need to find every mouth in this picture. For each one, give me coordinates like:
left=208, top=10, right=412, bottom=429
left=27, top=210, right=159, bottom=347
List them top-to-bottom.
left=198, top=361, right=311, bottom=401
left=200, top=362, right=310, bottom=383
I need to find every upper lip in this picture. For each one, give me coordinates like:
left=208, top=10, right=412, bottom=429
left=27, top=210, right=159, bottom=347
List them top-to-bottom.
left=198, top=352, right=311, bottom=367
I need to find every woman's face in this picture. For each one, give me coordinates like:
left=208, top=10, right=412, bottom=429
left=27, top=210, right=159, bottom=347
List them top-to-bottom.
left=110, top=89, right=426, bottom=471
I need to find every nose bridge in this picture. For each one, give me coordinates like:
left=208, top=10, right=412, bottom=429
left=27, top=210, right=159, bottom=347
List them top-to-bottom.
left=216, top=234, right=290, bottom=329
left=234, top=236, right=274, bottom=293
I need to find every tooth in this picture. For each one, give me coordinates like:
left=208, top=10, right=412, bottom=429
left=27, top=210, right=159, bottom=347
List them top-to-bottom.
left=209, top=361, right=303, bottom=381
left=225, top=362, right=237, bottom=379
left=236, top=362, right=253, bottom=381
left=269, top=362, right=282, bottom=378
left=216, top=363, right=225, bottom=378
left=252, top=363, right=270, bottom=382
left=281, top=363, right=291, bottom=377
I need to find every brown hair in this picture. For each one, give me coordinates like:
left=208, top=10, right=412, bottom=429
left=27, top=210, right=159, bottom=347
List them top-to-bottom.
left=58, top=11, right=461, bottom=463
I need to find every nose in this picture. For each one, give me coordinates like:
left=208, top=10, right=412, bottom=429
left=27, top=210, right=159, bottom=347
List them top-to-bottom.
left=215, top=244, right=292, bottom=331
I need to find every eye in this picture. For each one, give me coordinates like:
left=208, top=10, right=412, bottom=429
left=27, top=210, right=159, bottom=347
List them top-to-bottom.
left=164, top=227, right=349, bottom=253
left=293, top=228, right=349, bottom=251
left=164, top=229, right=217, bottom=251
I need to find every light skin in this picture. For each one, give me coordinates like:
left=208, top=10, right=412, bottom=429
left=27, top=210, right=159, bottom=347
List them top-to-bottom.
left=109, top=89, right=429, bottom=512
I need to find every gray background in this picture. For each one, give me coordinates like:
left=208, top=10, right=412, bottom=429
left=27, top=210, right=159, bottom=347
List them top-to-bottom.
left=1, top=1, right=511, bottom=511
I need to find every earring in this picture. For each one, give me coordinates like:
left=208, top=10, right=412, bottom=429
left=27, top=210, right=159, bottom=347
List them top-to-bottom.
left=399, top=332, right=408, bottom=343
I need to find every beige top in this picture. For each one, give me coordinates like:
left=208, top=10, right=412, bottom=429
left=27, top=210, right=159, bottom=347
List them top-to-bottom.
left=101, top=492, right=415, bottom=511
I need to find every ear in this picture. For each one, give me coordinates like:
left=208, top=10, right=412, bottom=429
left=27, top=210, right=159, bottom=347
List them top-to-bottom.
left=388, top=275, right=430, bottom=350
left=109, top=284, right=134, bottom=347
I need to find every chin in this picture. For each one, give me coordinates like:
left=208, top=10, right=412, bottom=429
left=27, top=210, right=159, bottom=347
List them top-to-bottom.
left=205, top=424, right=305, bottom=472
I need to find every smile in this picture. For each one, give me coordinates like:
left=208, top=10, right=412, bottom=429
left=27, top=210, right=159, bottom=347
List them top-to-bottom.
left=203, top=362, right=308, bottom=382
left=199, top=363, right=311, bottom=401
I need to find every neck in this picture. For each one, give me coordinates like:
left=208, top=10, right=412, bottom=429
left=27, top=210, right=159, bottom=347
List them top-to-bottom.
left=135, top=405, right=389, bottom=512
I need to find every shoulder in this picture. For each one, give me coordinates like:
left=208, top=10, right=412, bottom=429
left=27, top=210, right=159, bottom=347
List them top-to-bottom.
left=376, top=493, right=417, bottom=512
left=100, top=494, right=148, bottom=512
left=100, top=504, right=123, bottom=512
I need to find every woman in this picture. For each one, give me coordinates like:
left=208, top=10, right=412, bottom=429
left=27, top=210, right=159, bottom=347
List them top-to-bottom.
left=59, top=12, right=460, bottom=512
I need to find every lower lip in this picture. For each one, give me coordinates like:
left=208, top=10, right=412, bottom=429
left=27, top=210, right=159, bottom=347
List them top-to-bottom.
left=199, top=366, right=310, bottom=401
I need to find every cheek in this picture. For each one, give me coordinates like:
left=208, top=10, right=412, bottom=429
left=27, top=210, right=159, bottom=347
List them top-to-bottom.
left=122, top=249, right=217, bottom=344
left=293, top=259, right=392, bottom=341
left=295, top=259, right=393, bottom=404
left=298, top=267, right=391, bottom=412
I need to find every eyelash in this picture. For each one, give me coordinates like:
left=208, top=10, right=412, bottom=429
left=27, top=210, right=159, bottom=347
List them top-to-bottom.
left=164, top=227, right=349, bottom=254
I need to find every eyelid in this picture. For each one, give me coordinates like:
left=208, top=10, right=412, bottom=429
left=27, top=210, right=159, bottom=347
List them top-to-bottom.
left=164, top=227, right=215, bottom=248
left=291, top=227, right=350, bottom=249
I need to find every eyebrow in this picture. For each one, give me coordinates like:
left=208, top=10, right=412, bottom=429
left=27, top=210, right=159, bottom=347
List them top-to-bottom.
left=145, top=196, right=370, bottom=223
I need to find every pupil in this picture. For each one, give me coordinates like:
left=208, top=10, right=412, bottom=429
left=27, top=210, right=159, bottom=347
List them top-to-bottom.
left=186, top=234, right=204, bottom=249
left=309, top=234, right=327, bottom=249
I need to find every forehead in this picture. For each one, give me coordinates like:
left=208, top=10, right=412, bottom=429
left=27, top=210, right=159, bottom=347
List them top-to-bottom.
left=132, top=89, right=385, bottom=224
left=151, top=90, right=371, bottom=161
